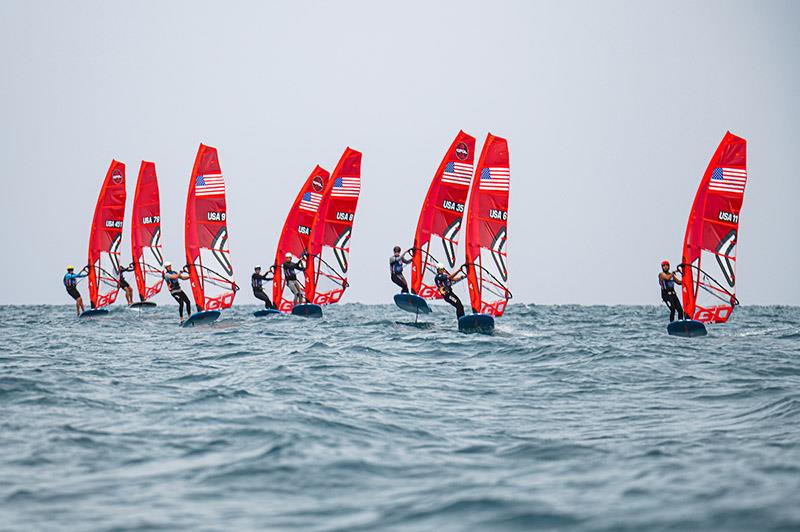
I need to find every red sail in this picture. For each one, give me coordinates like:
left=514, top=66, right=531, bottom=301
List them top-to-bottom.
left=411, top=131, right=476, bottom=299
left=681, top=132, right=747, bottom=323
left=464, top=134, right=510, bottom=317
left=185, top=144, right=236, bottom=311
left=306, top=148, right=362, bottom=305
left=87, top=160, right=126, bottom=309
left=131, top=161, right=164, bottom=302
left=272, top=165, right=330, bottom=311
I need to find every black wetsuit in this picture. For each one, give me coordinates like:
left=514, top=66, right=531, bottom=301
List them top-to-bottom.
left=389, top=254, right=411, bottom=294
left=282, top=259, right=306, bottom=303
left=164, top=269, right=192, bottom=318
left=252, top=271, right=275, bottom=309
left=63, top=272, right=87, bottom=300
left=435, top=272, right=464, bottom=319
left=660, top=274, right=684, bottom=322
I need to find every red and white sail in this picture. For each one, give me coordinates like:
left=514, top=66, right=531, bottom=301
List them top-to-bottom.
left=411, top=131, right=476, bottom=299
left=681, top=132, right=747, bottom=323
left=464, top=133, right=510, bottom=317
left=185, top=144, right=236, bottom=311
left=306, top=148, right=362, bottom=305
left=87, top=160, right=126, bottom=309
left=131, top=161, right=164, bottom=302
left=273, top=165, right=330, bottom=311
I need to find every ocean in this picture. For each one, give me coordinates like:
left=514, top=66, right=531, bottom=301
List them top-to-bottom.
left=1, top=304, right=799, bottom=531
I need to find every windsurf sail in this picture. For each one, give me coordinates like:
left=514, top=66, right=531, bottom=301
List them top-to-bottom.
left=411, top=130, right=476, bottom=299
left=680, top=131, right=747, bottom=323
left=464, top=133, right=511, bottom=316
left=185, top=144, right=237, bottom=311
left=305, top=148, right=362, bottom=305
left=87, top=160, right=127, bottom=309
left=131, top=161, right=164, bottom=302
left=272, top=165, right=331, bottom=311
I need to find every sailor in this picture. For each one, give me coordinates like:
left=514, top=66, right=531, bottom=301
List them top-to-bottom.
left=389, top=246, right=413, bottom=294
left=282, top=252, right=307, bottom=305
left=659, top=260, right=684, bottom=322
left=163, top=261, right=193, bottom=323
left=118, top=263, right=135, bottom=306
left=434, top=263, right=466, bottom=319
left=63, top=265, right=88, bottom=316
left=252, top=265, right=276, bottom=309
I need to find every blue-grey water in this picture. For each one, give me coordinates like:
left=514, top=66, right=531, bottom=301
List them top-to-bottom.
left=1, top=304, right=799, bottom=531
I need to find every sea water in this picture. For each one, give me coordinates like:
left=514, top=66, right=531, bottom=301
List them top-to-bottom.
left=1, top=304, right=798, bottom=531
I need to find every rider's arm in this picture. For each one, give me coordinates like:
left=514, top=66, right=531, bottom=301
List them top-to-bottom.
left=672, top=272, right=682, bottom=285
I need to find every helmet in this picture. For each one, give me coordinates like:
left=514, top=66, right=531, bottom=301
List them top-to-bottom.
left=285, top=252, right=293, bottom=259
left=164, top=260, right=172, bottom=268
left=661, top=260, right=670, bottom=266
left=436, top=262, right=445, bottom=270
left=255, top=264, right=262, bottom=270
left=66, top=265, right=74, bottom=271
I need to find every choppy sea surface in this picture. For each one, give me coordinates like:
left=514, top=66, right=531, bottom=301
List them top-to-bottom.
left=1, top=304, right=799, bottom=531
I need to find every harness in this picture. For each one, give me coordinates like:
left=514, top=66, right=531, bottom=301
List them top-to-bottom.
left=389, top=255, right=404, bottom=274
left=283, top=261, right=300, bottom=281
left=164, top=270, right=181, bottom=292
left=434, top=272, right=452, bottom=292
left=63, top=273, right=78, bottom=288
left=252, top=273, right=265, bottom=290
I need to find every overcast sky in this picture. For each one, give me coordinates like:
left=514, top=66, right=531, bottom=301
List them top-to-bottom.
left=1, top=0, right=798, bottom=306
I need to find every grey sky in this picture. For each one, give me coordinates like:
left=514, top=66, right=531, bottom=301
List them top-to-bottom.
left=1, top=0, right=798, bottom=306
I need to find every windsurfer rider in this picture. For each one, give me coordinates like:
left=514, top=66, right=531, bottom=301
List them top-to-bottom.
left=389, top=246, right=412, bottom=294
left=282, top=252, right=306, bottom=305
left=659, top=260, right=684, bottom=322
left=163, top=261, right=193, bottom=323
left=118, top=263, right=135, bottom=306
left=435, top=263, right=466, bottom=319
left=63, top=265, right=88, bottom=316
left=252, top=265, right=276, bottom=309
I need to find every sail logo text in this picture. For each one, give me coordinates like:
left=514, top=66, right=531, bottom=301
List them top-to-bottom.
left=442, top=200, right=464, bottom=213
left=489, top=209, right=507, bottom=221
left=207, top=211, right=226, bottom=221
left=718, top=211, right=738, bottom=224
left=336, top=212, right=354, bottom=222
left=141, top=215, right=160, bottom=225
left=104, top=220, right=123, bottom=228
left=298, top=225, right=310, bottom=235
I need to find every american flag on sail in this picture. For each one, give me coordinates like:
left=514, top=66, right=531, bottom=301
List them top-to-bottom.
left=441, top=162, right=473, bottom=186
left=479, top=167, right=510, bottom=191
left=708, top=167, right=747, bottom=195
left=195, top=174, right=226, bottom=197
left=331, top=177, right=360, bottom=198
left=299, top=191, right=322, bottom=212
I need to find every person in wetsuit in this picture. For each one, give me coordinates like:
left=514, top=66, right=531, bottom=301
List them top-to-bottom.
left=389, top=246, right=412, bottom=294
left=282, top=252, right=307, bottom=305
left=659, top=260, right=684, bottom=322
left=163, top=261, right=193, bottom=323
left=118, top=263, right=135, bottom=305
left=434, top=263, right=466, bottom=319
left=63, top=265, right=88, bottom=316
left=252, top=265, right=276, bottom=309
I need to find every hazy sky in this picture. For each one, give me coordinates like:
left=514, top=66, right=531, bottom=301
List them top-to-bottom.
left=1, top=0, right=798, bottom=306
